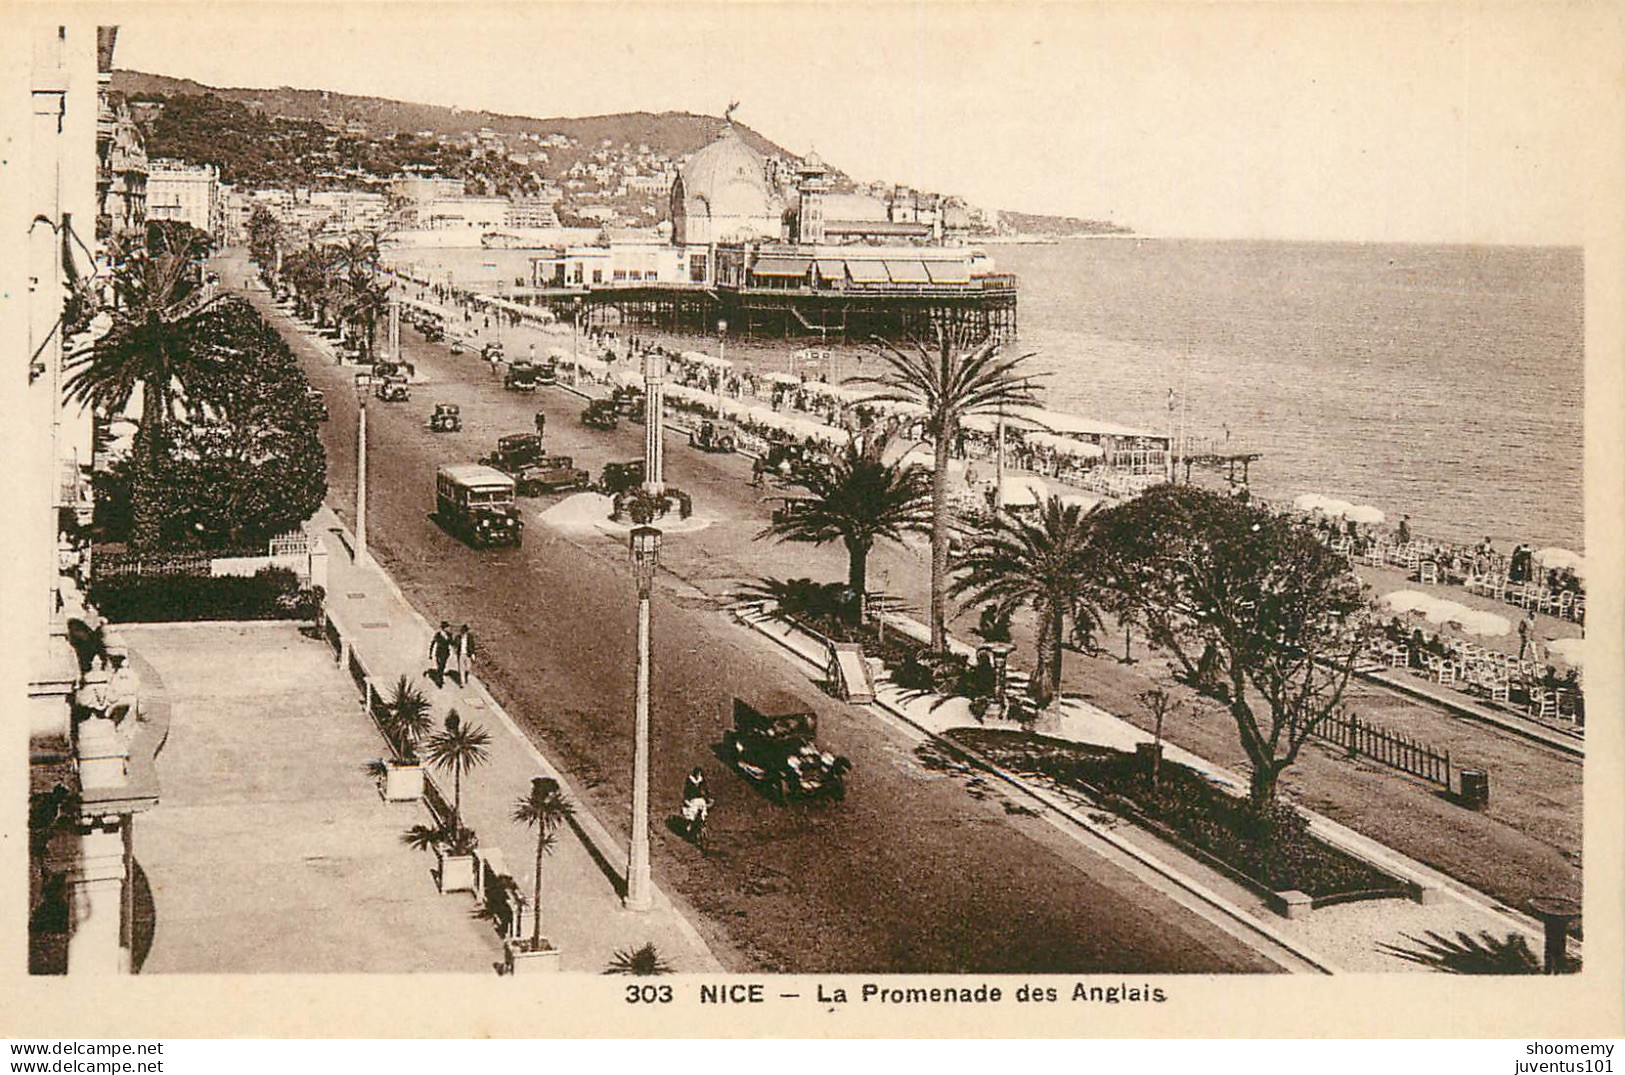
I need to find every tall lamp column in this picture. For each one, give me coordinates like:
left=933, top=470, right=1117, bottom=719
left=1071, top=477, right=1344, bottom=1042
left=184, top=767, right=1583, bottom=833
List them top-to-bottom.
left=353, top=373, right=370, bottom=566
left=626, top=526, right=662, bottom=912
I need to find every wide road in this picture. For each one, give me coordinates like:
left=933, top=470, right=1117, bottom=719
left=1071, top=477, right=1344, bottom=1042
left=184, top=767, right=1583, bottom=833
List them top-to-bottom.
left=225, top=252, right=1277, bottom=974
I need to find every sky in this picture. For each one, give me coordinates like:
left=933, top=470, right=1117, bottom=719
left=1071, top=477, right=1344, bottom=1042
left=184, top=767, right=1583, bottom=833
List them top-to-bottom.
left=99, top=1, right=1622, bottom=244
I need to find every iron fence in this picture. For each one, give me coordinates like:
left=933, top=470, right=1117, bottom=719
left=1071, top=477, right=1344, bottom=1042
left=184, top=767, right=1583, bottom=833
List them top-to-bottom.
left=1296, top=711, right=1452, bottom=788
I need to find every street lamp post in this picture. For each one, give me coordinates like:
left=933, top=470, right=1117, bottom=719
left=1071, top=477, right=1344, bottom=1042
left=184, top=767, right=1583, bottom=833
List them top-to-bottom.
left=717, top=318, right=727, bottom=370
left=353, top=372, right=371, bottom=566
left=626, top=526, right=662, bottom=912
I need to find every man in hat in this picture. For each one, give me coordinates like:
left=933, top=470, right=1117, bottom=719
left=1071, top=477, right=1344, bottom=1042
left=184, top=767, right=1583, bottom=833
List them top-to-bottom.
left=430, top=622, right=455, bottom=687
left=453, top=624, right=476, bottom=688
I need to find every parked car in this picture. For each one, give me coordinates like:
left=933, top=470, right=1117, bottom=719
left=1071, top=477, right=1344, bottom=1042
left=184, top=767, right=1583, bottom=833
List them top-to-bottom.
left=423, top=323, right=445, bottom=343
left=450, top=338, right=466, bottom=355
left=482, top=342, right=505, bottom=363
left=373, top=359, right=414, bottom=381
left=535, top=360, right=559, bottom=386
left=504, top=361, right=540, bottom=392
left=375, top=376, right=410, bottom=403
left=611, top=384, right=646, bottom=418
left=306, top=389, right=328, bottom=422
left=581, top=398, right=619, bottom=430
left=429, top=403, right=461, bottom=433
left=690, top=419, right=737, bottom=453
left=481, top=433, right=546, bottom=474
left=515, top=455, right=589, bottom=496
left=599, top=460, right=645, bottom=495
left=436, top=464, right=523, bottom=548
left=723, top=693, right=850, bottom=802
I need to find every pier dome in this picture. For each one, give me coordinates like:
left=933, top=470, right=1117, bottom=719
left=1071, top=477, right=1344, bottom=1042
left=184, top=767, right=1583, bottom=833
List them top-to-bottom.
left=670, top=124, right=783, bottom=245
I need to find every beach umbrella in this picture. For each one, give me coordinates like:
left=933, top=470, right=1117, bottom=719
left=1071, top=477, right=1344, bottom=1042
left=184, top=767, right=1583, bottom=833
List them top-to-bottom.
left=998, top=476, right=1049, bottom=508
left=1293, top=493, right=1329, bottom=512
left=1345, top=504, right=1386, bottom=525
left=1534, top=547, right=1585, bottom=576
left=1380, top=590, right=1434, bottom=614
left=1422, top=597, right=1473, bottom=625
left=1450, top=610, right=1511, bottom=637
left=1546, top=637, right=1585, bottom=669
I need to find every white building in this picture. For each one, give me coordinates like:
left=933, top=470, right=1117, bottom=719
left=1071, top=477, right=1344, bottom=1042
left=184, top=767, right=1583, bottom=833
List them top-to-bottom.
left=146, top=158, right=221, bottom=236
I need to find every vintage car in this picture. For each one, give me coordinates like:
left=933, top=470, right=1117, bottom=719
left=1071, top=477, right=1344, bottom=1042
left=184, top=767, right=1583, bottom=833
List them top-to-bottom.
left=422, top=323, right=445, bottom=343
left=449, top=338, right=466, bottom=355
left=481, top=342, right=505, bottom=363
left=373, top=359, right=414, bottom=381
left=535, top=360, right=559, bottom=386
left=504, top=361, right=540, bottom=392
left=375, top=376, right=410, bottom=402
left=611, top=384, right=646, bottom=419
left=306, top=389, right=328, bottom=422
left=581, top=398, right=620, bottom=431
left=429, top=403, right=461, bottom=433
left=690, top=419, right=737, bottom=453
left=481, top=433, right=546, bottom=474
left=515, top=455, right=589, bottom=496
left=599, top=459, right=645, bottom=495
left=436, top=464, right=523, bottom=548
left=723, top=693, right=851, bottom=803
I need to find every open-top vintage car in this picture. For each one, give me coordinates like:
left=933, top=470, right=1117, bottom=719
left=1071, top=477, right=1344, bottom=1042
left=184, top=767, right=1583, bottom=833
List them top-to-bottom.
left=482, top=341, right=505, bottom=363
left=504, top=361, right=540, bottom=392
left=375, top=376, right=410, bottom=402
left=611, top=384, right=646, bottom=419
left=581, top=398, right=619, bottom=431
left=429, top=403, right=461, bottom=433
left=690, top=419, right=737, bottom=453
left=481, top=433, right=545, bottom=474
left=516, top=455, right=589, bottom=496
left=599, top=459, right=645, bottom=495
left=723, top=693, right=850, bottom=803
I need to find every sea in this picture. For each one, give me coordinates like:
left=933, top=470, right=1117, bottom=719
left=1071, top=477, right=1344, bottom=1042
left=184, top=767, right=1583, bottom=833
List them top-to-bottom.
left=387, top=239, right=1585, bottom=551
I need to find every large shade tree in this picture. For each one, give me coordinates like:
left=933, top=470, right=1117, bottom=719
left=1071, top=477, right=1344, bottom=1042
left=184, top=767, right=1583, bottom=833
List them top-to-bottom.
left=852, top=324, right=1041, bottom=653
left=757, top=435, right=933, bottom=623
left=1092, top=484, right=1370, bottom=810
left=951, top=496, right=1102, bottom=708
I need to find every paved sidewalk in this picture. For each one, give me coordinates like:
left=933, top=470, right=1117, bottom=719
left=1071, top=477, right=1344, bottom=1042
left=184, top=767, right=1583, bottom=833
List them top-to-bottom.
left=315, top=504, right=723, bottom=974
left=736, top=605, right=1558, bottom=974
left=129, top=622, right=500, bottom=973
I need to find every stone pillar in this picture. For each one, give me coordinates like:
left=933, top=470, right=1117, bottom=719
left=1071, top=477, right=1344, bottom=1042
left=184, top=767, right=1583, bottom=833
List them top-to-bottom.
left=643, top=351, right=665, bottom=494
left=67, top=819, right=130, bottom=975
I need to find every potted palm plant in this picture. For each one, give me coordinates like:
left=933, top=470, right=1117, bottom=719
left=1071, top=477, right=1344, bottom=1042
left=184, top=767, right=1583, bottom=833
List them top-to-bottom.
left=379, top=676, right=434, bottom=802
left=421, top=710, right=491, bottom=894
left=505, top=776, right=574, bottom=974
left=404, top=821, right=479, bottom=894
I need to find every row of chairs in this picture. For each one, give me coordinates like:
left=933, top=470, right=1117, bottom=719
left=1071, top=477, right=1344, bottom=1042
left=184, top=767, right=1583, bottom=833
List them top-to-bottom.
left=1367, top=642, right=1581, bottom=726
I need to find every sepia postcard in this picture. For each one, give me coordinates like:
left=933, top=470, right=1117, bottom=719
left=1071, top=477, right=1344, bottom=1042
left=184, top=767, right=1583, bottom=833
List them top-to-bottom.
left=2, top=0, right=1621, bottom=1040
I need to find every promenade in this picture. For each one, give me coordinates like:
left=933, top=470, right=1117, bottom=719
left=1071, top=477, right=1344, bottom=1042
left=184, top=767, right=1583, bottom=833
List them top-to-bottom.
left=126, top=506, right=722, bottom=974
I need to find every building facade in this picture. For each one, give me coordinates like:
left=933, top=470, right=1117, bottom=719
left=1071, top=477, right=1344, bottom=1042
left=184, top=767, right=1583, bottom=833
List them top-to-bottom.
left=146, top=158, right=222, bottom=237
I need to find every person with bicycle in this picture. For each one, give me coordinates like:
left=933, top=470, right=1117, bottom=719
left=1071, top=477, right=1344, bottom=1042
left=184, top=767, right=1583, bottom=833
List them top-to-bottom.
left=681, top=766, right=711, bottom=842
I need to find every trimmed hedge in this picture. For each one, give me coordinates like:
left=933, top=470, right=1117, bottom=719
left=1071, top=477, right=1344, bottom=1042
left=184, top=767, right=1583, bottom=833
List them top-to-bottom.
left=91, top=566, right=315, bottom=623
left=947, top=728, right=1394, bottom=898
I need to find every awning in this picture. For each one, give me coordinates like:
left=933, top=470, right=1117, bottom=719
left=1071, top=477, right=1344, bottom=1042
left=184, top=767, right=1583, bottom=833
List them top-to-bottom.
left=751, top=257, right=811, bottom=278
left=815, top=259, right=847, bottom=281
left=845, top=260, right=890, bottom=283
left=884, top=260, right=931, bottom=284
left=923, top=261, right=971, bottom=284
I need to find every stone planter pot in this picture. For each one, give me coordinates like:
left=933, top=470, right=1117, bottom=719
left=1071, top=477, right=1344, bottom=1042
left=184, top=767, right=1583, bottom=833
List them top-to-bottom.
left=381, top=760, right=424, bottom=802
left=435, top=847, right=477, bottom=894
left=505, top=938, right=562, bottom=975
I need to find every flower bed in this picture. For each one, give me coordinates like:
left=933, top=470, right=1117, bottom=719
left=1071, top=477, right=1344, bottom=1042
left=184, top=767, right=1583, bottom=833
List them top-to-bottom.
left=945, top=728, right=1401, bottom=900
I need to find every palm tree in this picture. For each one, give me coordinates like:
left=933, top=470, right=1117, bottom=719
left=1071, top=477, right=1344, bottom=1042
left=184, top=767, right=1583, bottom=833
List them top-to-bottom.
left=63, top=221, right=220, bottom=454
left=339, top=275, right=390, bottom=360
left=852, top=323, right=1041, bottom=652
left=757, top=435, right=933, bottom=623
left=950, top=496, right=1101, bottom=709
left=382, top=675, right=435, bottom=762
left=422, top=710, right=491, bottom=834
left=511, top=777, right=574, bottom=951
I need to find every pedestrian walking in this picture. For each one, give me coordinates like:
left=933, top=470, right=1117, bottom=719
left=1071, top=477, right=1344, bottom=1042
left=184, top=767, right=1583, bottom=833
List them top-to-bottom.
left=534, top=411, right=546, bottom=438
left=751, top=456, right=766, bottom=488
left=1396, top=514, right=1411, bottom=547
left=1517, top=609, right=1535, bottom=662
left=430, top=621, right=455, bottom=687
left=454, top=624, right=476, bottom=688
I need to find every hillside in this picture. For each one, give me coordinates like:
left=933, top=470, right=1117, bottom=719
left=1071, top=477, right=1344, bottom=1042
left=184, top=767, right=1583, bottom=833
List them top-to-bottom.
left=111, top=69, right=1129, bottom=235
left=110, top=70, right=795, bottom=163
